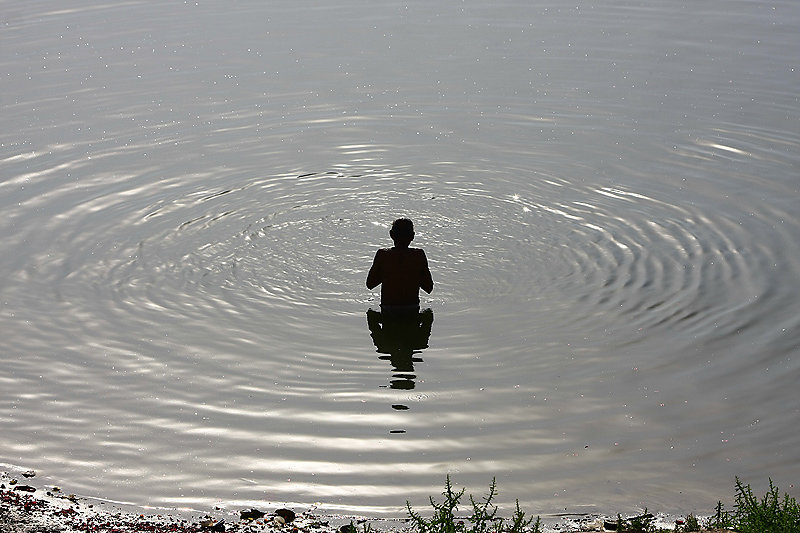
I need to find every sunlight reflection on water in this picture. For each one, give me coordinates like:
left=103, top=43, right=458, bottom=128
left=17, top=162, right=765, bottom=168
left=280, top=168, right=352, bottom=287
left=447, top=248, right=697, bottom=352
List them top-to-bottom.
left=2, top=0, right=800, bottom=519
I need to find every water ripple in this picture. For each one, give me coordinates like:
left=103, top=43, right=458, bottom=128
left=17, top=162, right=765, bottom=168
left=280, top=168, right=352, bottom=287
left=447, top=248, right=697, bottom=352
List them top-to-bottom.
left=2, top=0, right=800, bottom=518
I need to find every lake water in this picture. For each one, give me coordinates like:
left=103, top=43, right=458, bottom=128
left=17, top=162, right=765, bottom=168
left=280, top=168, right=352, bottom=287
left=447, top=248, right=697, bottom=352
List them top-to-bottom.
left=2, top=0, right=799, bottom=520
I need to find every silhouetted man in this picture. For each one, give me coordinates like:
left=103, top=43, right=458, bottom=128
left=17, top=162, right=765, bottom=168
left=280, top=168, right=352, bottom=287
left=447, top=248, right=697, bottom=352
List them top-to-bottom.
left=366, top=218, right=433, bottom=311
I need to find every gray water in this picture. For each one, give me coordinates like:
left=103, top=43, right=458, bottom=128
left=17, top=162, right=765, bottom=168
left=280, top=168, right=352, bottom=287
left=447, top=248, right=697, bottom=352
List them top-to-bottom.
left=2, top=0, right=799, bottom=519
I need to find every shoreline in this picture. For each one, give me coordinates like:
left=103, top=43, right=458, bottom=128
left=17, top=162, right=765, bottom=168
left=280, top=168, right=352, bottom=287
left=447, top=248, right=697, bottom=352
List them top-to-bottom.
left=2, top=470, right=733, bottom=533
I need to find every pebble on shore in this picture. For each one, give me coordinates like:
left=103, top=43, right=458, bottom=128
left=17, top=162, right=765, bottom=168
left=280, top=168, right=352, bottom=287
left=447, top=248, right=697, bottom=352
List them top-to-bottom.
left=0, top=471, right=408, bottom=533
left=1, top=471, right=731, bottom=533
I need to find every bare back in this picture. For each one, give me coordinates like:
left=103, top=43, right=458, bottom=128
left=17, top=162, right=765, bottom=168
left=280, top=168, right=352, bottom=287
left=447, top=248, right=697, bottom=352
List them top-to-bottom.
left=366, top=247, right=433, bottom=306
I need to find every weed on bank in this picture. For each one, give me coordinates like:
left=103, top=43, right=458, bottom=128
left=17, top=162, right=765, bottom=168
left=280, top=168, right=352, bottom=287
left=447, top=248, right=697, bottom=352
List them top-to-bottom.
left=399, top=476, right=799, bottom=533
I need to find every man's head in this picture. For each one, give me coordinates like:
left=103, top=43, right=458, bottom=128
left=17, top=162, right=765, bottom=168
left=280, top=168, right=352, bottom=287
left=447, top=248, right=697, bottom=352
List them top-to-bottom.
left=390, top=218, right=415, bottom=246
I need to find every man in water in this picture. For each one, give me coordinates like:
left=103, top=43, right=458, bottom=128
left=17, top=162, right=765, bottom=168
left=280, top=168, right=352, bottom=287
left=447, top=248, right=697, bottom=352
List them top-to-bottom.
left=366, top=218, right=433, bottom=311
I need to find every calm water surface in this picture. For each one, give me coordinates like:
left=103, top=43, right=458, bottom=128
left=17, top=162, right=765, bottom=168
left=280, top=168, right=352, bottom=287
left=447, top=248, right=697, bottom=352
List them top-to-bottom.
left=2, top=0, right=799, bottom=519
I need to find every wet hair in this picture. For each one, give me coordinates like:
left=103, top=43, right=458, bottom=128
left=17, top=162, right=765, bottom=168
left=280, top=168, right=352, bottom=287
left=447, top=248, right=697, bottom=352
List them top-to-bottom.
left=390, top=218, right=415, bottom=241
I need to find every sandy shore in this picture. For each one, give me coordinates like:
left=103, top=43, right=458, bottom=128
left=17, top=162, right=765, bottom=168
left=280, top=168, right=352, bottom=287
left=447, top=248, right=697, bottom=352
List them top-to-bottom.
left=1, top=470, right=731, bottom=533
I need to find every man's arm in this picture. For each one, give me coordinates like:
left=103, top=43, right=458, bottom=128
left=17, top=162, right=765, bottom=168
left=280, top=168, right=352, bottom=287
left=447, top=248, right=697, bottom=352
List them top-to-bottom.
left=366, top=250, right=383, bottom=289
left=419, top=250, right=433, bottom=294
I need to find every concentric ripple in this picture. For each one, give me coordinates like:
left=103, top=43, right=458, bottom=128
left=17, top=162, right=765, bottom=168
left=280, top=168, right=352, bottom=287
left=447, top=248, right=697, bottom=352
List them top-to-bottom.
left=2, top=0, right=800, bottom=520
left=3, top=154, right=799, bottom=514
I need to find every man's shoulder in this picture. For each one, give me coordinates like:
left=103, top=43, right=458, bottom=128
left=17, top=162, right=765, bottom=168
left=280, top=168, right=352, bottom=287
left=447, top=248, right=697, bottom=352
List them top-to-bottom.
left=378, top=246, right=426, bottom=257
left=373, top=247, right=392, bottom=260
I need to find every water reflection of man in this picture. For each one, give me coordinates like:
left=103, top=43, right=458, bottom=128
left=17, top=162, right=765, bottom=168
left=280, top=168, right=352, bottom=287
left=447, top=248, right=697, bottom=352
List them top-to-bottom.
left=366, top=218, right=433, bottom=311
left=366, top=308, right=434, bottom=390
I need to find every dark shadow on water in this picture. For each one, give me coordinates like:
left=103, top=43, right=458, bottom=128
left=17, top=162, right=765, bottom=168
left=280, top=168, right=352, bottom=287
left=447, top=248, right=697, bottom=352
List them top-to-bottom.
left=366, top=308, right=434, bottom=396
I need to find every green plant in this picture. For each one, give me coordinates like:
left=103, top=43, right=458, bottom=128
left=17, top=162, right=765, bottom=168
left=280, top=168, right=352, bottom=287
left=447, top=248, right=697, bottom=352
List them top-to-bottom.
left=407, top=475, right=465, bottom=533
left=406, top=476, right=542, bottom=533
left=467, top=477, right=500, bottom=533
left=731, top=477, right=800, bottom=533
left=704, top=478, right=800, bottom=532
left=705, top=499, right=734, bottom=530
left=507, top=500, right=540, bottom=533
left=628, top=509, right=655, bottom=532
left=607, top=510, right=656, bottom=532
left=682, top=513, right=700, bottom=532
left=674, top=514, right=700, bottom=532
left=342, top=521, right=375, bottom=533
